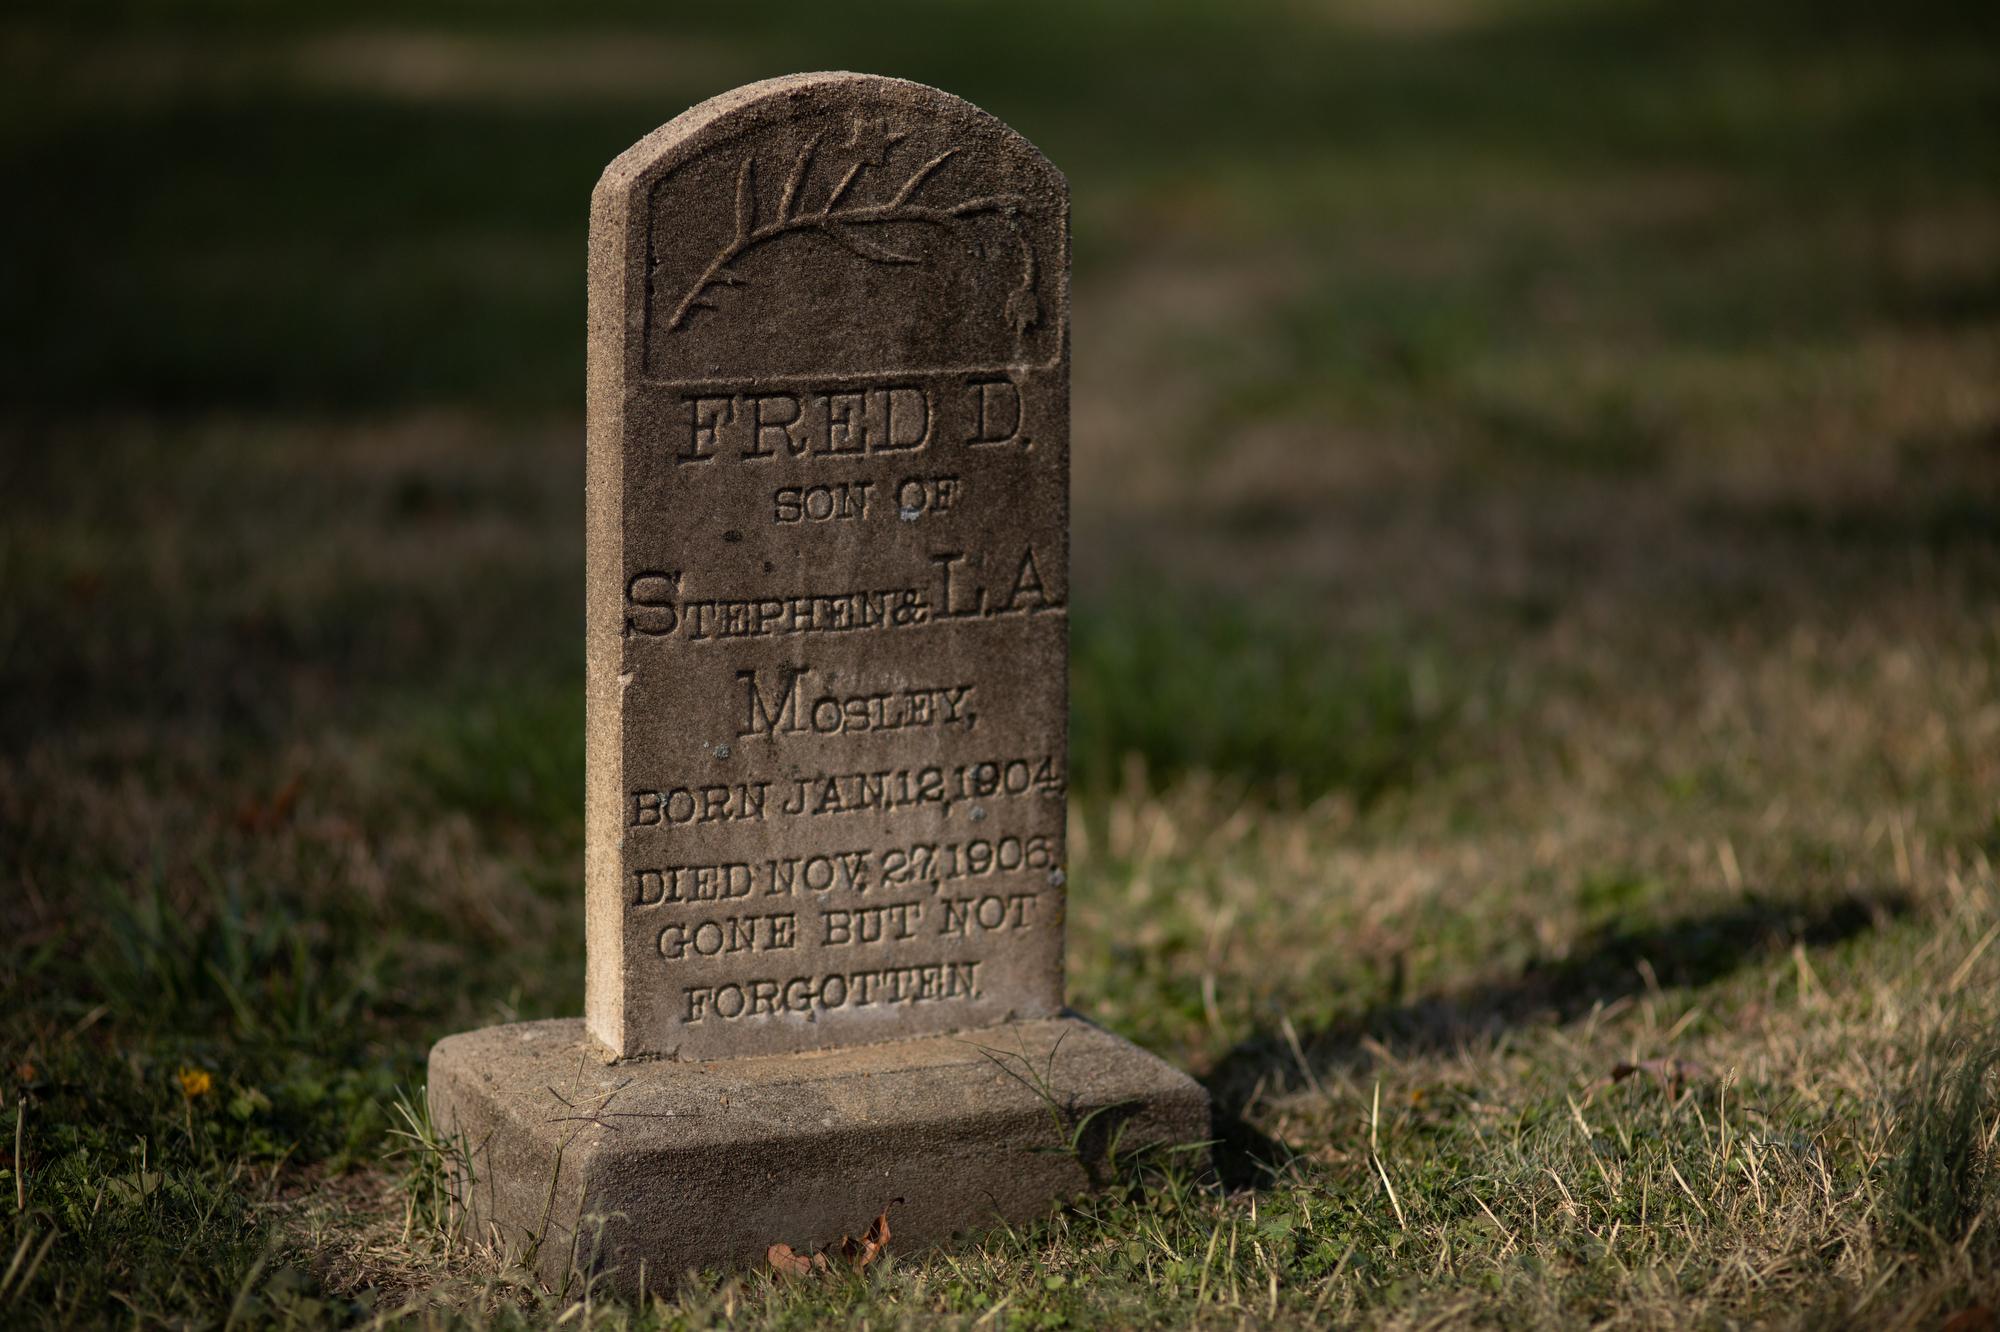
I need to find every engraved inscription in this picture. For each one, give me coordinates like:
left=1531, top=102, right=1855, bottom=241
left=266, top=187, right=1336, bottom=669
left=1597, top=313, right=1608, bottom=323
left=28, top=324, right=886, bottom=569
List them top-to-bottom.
left=591, top=75, right=1069, bottom=1057
left=672, top=376, right=1029, bottom=465
left=966, top=376, right=1027, bottom=449
left=680, top=384, right=933, bottom=463
left=770, top=476, right=961, bottom=525
left=774, top=481, right=872, bottom=524
left=622, top=546, right=1064, bottom=642
left=737, top=665, right=976, bottom=740
left=625, top=755, right=1064, bottom=827
left=628, top=834, right=1060, bottom=909
left=657, top=912, right=798, bottom=959
left=681, top=960, right=982, bottom=1024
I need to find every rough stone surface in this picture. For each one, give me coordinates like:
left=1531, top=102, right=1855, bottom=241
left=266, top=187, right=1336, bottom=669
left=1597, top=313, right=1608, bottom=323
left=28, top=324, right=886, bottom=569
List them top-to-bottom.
left=585, top=71, right=1072, bottom=1061
left=428, top=73, right=1207, bottom=1289
left=429, top=1016, right=1207, bottom=1290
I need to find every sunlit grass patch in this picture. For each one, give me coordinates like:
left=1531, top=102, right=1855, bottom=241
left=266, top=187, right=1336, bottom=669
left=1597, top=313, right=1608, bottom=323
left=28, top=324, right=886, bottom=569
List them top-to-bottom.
left=1, top=0, right=1997, bottom=1324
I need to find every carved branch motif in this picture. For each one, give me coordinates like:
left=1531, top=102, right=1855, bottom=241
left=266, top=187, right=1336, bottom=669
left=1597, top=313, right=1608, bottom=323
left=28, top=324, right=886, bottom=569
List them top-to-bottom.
left=664, top=134, right=1041, bottom=338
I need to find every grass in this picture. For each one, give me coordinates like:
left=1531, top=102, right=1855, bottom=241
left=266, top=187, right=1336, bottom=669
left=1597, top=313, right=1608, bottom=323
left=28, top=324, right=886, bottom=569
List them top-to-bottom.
left=4, top=0, right=2000, bottom=1325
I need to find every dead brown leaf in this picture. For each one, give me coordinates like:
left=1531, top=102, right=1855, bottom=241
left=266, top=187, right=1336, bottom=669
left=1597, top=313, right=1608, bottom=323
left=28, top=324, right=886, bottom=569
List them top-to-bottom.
left=766, top=1198, right=903, bottom=1279
left=839, top=1198, right=901, bottom=1270
left=765, top=1243, right=826, bottom=1278
left=1942, top=1307, right=1996, bottom=1332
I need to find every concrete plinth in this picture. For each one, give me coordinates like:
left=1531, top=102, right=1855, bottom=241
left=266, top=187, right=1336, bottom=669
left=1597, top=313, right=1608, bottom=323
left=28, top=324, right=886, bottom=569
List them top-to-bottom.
left=428, top=1016, right=1208, bottom=1291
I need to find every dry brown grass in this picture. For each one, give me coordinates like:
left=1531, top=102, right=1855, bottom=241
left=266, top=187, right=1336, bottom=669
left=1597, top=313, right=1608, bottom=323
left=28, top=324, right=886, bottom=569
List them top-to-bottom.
left=4, top=0, right=1998, bottom=1323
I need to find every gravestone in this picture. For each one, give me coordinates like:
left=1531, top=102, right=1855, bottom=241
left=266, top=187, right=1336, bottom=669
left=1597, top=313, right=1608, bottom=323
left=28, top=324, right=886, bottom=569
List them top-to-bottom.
left=428, top=73, right=1207, bottom=1290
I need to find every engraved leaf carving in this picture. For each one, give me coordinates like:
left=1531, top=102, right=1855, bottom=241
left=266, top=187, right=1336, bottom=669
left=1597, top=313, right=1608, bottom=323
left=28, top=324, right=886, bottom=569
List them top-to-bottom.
left=778, top=134, right=821, bottom=221
left=664, top=138, right=1040, bottom=341
left=890, top=149, right=956, bottom=205
left=822, top=161, right=864, bottom=213
left=826, top=224, right=919, bottom=266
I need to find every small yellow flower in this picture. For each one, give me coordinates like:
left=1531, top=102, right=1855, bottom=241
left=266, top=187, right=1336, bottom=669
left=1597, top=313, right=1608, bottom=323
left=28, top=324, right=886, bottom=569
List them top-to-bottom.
left=177, top=1067, right=214, bottom=1099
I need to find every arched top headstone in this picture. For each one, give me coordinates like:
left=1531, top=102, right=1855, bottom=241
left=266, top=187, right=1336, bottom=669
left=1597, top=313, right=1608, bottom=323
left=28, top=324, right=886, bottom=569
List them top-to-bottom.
left=584, top=74, right=1072, bottom=1059
left=431, top=79, right=1202, bottom=1286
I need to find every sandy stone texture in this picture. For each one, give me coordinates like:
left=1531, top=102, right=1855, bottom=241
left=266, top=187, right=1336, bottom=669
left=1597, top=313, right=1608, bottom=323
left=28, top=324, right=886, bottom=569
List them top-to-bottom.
left=584, top=72, right=1072, bottom=1059
left=430, top=77, right=1205, bottom=1289
left=430, top=1016, right=1207, bottom=1290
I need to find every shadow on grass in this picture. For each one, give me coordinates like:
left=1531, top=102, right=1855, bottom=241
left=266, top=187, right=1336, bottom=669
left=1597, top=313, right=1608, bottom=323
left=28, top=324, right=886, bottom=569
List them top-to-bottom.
left=1204, top=889, right=1913, bottom=1185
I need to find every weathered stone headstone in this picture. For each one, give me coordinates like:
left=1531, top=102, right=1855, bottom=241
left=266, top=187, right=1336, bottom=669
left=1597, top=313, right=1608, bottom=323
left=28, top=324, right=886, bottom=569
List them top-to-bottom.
left=586, top=71, right=1071, bottom=1057
left=429, top=73, right=1206, bottom=1289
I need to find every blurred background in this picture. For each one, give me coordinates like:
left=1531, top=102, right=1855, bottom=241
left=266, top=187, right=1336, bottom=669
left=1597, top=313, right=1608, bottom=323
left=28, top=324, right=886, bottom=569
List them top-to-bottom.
left=2, top=0, right=1998, bottom=1318
left=6, top=0, right=1997, bottom=797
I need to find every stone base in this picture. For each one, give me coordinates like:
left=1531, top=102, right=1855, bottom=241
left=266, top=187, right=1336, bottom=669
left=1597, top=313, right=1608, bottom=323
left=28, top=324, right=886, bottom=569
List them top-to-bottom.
left=427, top=1015, right=1209, bottom=1291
